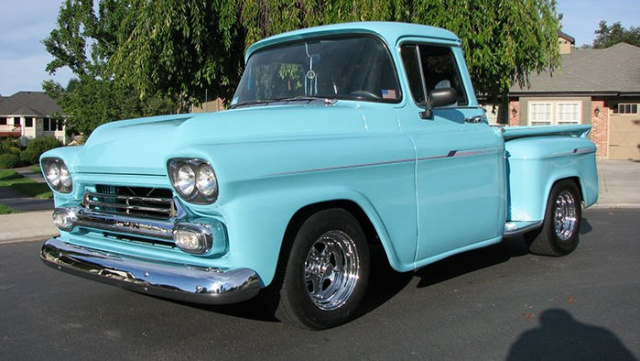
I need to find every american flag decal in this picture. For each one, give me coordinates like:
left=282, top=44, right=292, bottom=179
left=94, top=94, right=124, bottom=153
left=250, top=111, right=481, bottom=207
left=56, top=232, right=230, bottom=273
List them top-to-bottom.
left=381, top=89, right=397, bottom=99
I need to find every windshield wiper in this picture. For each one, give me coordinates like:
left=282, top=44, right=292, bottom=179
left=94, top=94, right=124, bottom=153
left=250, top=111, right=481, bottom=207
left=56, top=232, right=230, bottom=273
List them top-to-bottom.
left=230, top=96, right=337, bottom=109
left=276, top=96, right=337, bottom=104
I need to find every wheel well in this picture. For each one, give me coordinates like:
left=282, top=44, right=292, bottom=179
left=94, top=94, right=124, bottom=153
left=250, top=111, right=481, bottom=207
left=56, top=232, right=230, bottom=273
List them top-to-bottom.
left=553, top=177, right=583, bottom=203
left=266, top=200, right=381, bottom=290
left=283, top=200, right=380, bottom=248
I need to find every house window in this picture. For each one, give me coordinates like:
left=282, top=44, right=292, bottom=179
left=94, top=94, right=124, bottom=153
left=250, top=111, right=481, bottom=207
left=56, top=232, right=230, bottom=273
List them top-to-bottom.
left=529, top=101, right=582, bottom=126
left=529, top=102, right=553, bottom=126
left=556, top=102, right=580, bottom=125
left=617, top=103, right=638, bottom=114
left=0, top=117, right=6, bottom=125
left=13, top=117, right=21, bottom=126
left=25, top=117, right=33, bottom=128
left=57, top=119, right=64, bottom=131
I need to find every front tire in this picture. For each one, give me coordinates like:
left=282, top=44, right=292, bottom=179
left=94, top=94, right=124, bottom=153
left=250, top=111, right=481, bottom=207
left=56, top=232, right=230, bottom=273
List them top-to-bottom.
left=525, top=180, right=582, bottom=256
left=267, top=208, right=369, bottom=329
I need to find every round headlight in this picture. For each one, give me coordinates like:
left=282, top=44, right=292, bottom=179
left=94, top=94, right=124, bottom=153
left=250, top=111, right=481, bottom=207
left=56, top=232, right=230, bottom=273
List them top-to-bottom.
left=42, top=158, right=73, bottom=193
left=46, top=162, right=61, bottom=187
left=59, top=163, right=72, bottom=188
left=175, top=164, right=196, bottom=196
left=196, top=164, right=217, bottom=197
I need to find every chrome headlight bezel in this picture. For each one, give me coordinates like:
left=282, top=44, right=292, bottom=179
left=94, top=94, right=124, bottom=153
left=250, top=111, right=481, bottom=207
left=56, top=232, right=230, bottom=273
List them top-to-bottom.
left=41, top=158, right=73, bottom=194
left=168, top=158, right=218, bottom=204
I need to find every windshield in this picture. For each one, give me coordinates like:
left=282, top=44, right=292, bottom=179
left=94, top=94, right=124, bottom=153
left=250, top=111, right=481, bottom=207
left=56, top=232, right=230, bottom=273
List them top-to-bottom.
left=231, top=36, right=401, bottom=107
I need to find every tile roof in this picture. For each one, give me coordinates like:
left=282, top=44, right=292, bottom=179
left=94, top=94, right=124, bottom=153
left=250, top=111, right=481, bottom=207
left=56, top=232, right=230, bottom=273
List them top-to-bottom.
left=511, top=43, right=640, bottom=95
left=0, top=91, right=61, bottom=116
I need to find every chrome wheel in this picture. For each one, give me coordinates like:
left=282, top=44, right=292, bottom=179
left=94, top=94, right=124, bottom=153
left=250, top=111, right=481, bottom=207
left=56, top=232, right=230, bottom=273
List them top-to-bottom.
left=525, top=180, right=581, bottom=257
left=554, top=190, right=578, bottom=241
left=304, top=230, right=360, bottom=311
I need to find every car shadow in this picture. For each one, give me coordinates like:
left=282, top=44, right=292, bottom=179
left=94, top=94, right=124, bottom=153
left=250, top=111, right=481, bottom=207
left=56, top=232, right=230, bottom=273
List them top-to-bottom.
left=580, top=216, right=593, bottom=235
left=169, top=233, right=571, bottom=325
left=414, top=236, right=530, bottom=289
left=357, top=237, right=530, bottom=319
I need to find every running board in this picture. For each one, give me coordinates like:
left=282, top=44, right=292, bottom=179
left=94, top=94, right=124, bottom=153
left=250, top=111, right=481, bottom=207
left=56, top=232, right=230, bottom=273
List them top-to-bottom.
left=504, top=220, right=543, bottom=236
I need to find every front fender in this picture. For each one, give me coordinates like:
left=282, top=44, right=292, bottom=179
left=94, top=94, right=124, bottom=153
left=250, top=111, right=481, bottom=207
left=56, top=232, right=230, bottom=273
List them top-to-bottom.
left=213, top=184, right=417, bottom=287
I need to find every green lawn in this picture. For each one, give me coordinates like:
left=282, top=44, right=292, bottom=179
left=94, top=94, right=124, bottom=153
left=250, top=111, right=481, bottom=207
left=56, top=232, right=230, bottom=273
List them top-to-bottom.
left=0, top=169, right=53, bottom=199
left=0, top=204, right=15, bottom=215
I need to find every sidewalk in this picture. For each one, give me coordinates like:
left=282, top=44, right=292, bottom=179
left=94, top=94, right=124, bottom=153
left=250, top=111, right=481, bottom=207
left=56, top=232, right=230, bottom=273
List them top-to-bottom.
left=0, top=159, right=638, bottom=243
left=1, top=167, right=57, bottom=243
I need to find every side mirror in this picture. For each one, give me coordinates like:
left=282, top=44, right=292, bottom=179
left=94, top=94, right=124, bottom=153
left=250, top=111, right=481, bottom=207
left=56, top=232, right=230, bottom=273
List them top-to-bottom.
left=420, top=88, right=458, bottom=120
left=430, top=88, right=457, bottom=108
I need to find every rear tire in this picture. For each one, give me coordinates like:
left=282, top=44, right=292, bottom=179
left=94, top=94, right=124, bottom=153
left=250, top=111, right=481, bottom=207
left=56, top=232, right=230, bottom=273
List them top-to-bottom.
left=525, top=180, right=582, bottom=256
left=265, top=208, right=369, bottom=329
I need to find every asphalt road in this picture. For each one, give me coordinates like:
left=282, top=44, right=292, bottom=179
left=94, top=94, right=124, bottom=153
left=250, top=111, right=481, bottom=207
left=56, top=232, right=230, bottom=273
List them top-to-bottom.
left=1, top=208, right=638, bottom=361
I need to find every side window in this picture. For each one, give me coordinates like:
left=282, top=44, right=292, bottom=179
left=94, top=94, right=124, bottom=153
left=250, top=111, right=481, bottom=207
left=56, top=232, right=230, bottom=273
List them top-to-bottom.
left=401, top=44, right=468, bottom=106
left=401, top=45, right=426, bottom=104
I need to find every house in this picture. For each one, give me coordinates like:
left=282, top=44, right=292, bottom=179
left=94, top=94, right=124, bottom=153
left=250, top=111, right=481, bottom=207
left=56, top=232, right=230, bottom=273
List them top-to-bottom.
left=506, top=42, right=640, bottom=160
left=0, top=91, right=66, bottom=146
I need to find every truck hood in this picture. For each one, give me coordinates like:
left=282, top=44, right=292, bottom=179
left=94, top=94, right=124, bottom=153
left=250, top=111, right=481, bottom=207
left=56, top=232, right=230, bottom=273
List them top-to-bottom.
left=74, top=103, right=368, bottom=175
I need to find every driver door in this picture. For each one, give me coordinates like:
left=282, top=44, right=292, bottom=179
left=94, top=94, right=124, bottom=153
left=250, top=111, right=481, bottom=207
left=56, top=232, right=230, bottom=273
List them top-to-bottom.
left=398, top=43, right=505, bottom=264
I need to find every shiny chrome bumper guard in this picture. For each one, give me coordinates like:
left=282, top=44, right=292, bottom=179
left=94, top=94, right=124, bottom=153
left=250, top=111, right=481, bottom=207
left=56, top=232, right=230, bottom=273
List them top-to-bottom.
left=53, top=205, right=227, bottom=255
left=41, top=238, right=261, bottom=305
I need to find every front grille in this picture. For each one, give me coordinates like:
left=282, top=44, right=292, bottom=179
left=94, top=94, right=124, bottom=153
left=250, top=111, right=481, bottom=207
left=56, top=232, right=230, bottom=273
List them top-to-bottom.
left=83, top=185, right=176, bottom=219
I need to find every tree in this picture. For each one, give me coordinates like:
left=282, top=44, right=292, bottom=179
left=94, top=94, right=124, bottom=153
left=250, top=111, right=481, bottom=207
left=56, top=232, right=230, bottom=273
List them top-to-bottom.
left=43, top=0, right=177, bottom=136
left=46, top=0, right=561, bottom=133
left=234, top=0, right=560, bottom=103
left=593, top=21, right=640, bottom=48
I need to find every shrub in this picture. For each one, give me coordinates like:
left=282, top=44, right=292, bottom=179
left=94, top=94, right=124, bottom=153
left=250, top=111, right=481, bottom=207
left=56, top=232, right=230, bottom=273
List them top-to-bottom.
left=20, top=136, right=63, bottom=165
left=0, top=137, right=22, bottom=156
left=0, top=154, right=21, bottom=169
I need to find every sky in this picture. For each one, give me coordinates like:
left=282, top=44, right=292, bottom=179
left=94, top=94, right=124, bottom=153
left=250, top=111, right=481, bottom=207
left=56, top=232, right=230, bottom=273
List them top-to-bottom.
left=0, top=0, right=639, bottom=97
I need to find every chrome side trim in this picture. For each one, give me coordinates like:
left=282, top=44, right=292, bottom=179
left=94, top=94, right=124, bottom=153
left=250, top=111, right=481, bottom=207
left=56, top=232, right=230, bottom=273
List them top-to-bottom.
left=503, top=220, right=544, bottom=236
left=41, top=238, right=261, bottom=305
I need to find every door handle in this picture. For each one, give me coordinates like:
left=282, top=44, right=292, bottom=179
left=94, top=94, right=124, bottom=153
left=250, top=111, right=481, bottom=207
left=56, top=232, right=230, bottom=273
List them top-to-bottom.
left=465, top=115, right=486, bottom=124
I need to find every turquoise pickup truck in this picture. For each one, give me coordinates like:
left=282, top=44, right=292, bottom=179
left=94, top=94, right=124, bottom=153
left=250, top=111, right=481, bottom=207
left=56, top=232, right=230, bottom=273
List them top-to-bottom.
left=40, top=22, right=598, bottom=329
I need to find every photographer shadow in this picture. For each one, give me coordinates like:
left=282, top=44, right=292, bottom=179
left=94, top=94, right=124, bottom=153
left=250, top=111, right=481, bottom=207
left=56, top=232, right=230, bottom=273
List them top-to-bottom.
left=506, top=309, right=636, bottom=361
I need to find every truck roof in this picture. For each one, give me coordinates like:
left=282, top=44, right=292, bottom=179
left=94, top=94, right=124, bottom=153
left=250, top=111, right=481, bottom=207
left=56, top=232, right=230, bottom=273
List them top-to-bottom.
left=245, top=21, right=461, bottom=63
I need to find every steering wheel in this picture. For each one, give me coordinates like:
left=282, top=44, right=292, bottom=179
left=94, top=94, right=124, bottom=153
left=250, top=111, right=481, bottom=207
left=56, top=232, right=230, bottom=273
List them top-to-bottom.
left=349, top=90, right=381, bottom=100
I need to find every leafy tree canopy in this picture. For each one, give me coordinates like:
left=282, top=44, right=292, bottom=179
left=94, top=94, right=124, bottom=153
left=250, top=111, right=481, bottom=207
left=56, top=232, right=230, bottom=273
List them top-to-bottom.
left=46, top=0, right=561, bottom=133
left=593, top=21, right=640, bottom=49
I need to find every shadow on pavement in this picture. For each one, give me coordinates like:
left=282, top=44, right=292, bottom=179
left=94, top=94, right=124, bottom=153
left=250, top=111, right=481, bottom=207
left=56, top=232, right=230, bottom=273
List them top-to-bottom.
left=580, top=216, right=593, bottom=235
left=148, top=222, right=594, bottom=325
left=415, top=236, right=529, bottom=289
left=170, top=237, right=533, bottom=324
left=506, top=309, right=637, bottom=361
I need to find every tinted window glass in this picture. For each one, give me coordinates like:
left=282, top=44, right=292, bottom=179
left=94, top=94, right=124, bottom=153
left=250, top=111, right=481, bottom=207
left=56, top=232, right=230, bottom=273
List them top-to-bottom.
left=233, top=36, right=401, bottom=106
left=401, top=44, right=468, bottom=106
left=401, top=45, right=425, bottom=104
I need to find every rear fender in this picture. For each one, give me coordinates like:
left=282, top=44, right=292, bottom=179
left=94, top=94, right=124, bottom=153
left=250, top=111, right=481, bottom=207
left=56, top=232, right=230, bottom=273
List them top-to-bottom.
left=505, top=136, right=598, bottom=222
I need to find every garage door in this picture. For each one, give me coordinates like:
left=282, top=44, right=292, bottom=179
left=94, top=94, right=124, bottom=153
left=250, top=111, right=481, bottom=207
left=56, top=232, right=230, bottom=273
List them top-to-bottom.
left=609, top=114, right=640, bottom=160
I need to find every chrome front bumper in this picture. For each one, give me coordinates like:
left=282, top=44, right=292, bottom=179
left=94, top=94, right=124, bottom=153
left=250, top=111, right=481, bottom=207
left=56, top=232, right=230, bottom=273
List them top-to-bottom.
left=41, top=238, right=261, bottom=305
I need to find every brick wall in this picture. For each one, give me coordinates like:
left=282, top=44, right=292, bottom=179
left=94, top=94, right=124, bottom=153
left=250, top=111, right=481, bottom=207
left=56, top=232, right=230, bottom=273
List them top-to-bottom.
left=590, top=99, right=609, bottom=158
left=508, top=100, right=520, bottom=126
